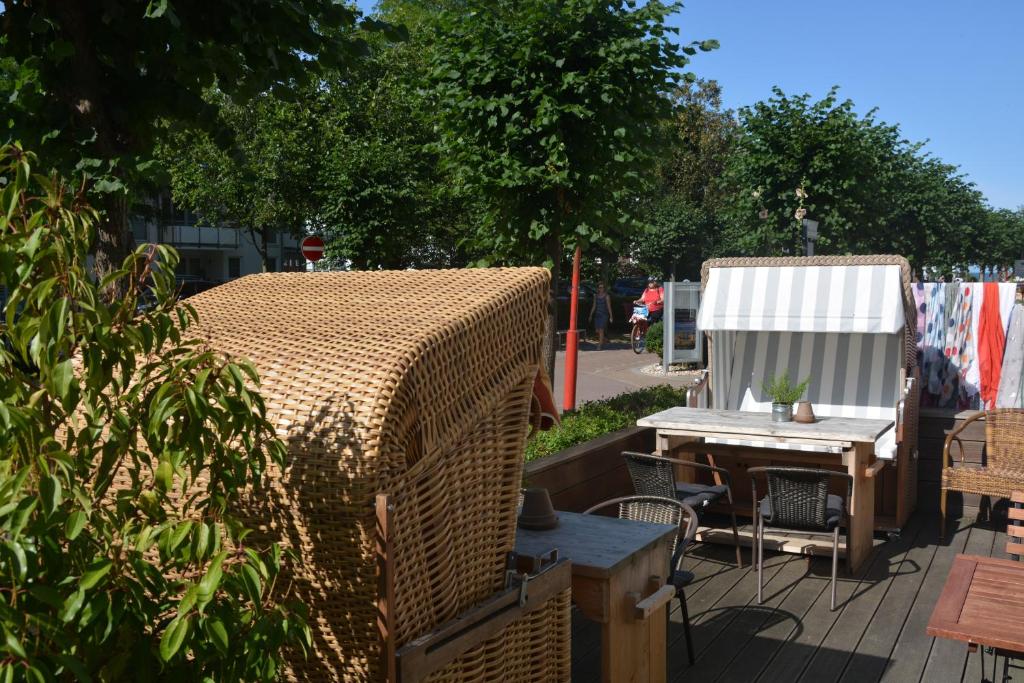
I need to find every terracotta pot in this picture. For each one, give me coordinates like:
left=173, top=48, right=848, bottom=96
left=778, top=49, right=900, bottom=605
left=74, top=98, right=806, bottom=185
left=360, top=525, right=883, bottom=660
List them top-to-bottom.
left=794, top=400, right=816, bottom=423
left=518, top=487, right=559, bottom=529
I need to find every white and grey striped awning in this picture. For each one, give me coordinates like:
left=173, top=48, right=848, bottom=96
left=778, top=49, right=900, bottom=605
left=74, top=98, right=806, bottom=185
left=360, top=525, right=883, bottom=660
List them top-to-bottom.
left=697, top=264, right=905, bottom=333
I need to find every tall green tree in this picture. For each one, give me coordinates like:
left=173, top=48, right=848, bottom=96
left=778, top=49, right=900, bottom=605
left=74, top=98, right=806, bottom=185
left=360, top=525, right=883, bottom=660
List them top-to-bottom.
left=0, top=0, right=387, bottom=285
left=428, top=0, right=713, bottom=371
left=635, top=79, right=737, bottom=279
left=719, top=87, right=991, bottom=274
left=161, top=90, right=322, bottom=272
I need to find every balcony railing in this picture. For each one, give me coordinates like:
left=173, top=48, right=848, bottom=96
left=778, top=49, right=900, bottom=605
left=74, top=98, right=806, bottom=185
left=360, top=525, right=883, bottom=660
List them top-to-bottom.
left=160, top=224, right=240, bottom=249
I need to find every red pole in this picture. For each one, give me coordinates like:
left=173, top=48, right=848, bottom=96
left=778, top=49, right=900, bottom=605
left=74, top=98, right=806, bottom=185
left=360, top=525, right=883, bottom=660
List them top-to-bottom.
left=563, top=245, right=582, bottom=411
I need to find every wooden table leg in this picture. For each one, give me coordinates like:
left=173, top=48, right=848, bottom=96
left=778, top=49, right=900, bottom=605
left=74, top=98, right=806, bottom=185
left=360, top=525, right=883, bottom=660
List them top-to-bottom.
left=657, top=432, right=697, bottom=486
left=844, top=441, right=876, bottom=572
left=600, top=537, right=672, bottom=683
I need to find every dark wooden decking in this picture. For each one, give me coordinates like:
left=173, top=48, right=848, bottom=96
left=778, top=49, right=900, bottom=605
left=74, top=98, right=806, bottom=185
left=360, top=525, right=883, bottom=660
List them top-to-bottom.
left=570, top=506, right=1018, bottom=683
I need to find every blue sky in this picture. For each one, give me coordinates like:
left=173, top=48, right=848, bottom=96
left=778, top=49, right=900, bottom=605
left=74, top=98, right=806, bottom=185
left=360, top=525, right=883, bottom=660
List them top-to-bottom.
left=357, top=0, right=1024, bottom=210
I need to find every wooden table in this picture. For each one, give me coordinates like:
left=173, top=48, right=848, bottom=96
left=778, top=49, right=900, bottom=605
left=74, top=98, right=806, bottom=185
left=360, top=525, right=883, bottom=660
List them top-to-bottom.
left=636, top=407, right=893, bottom=572
left=515, top=511, right=677, bottom=683
left=927, top=554, right=1024, bottom=655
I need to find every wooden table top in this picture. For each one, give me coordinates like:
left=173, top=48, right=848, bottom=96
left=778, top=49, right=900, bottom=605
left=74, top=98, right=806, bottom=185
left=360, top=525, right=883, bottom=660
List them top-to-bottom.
left=637, top=407, right=893, bottom=444
left=513, top=511, right=677, bottom=580
left=926, top=554, right=1024, bottom=654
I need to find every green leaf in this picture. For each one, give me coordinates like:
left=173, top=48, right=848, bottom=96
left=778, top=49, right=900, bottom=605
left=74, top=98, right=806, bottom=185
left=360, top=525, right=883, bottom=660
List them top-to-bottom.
left=155, top=460, right=173, bottom=492
left=40, top=475, right=62, bottom=516
left=65, top=510, right=87, bottom=540
left=79, top=559, right=113, bottom=591
left=60, top=588, right=85, bottom=623
left=158, top=614, right=190, bottom=662
left=203, top=617, right=229, bottom=655
left=3, top=628, right=26, bottom=659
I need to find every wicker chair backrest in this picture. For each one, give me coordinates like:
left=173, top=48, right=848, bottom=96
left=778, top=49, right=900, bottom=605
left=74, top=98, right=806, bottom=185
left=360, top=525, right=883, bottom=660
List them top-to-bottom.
left=986, top=409, right=1024, bottom=470
left=624, top=451, right=677, bottom=499
left=763, top=467, right=832, bottom=530
left=583, top=495, right=697, bottom=572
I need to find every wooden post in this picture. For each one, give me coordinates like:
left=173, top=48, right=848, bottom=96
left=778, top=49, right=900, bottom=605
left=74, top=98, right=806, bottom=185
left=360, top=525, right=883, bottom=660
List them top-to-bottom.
left=845, top=442, right=876, bottom=572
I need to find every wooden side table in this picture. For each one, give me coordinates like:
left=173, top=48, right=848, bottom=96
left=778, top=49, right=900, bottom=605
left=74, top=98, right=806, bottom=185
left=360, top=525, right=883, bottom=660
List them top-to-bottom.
left=515, top=511, right=677, bottom=683
left=927, top=554, right=1024, bottom=655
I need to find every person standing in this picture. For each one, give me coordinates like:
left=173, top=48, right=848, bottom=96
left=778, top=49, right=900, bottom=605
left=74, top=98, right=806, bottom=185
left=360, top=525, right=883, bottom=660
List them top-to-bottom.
left=636, top=276, right=664, bottom=323
left=589, top=282, right=614, bottom=349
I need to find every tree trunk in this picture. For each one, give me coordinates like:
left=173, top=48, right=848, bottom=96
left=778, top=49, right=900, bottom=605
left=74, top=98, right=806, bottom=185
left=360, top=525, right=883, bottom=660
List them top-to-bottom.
left=94, top=192, right=132, bottom=299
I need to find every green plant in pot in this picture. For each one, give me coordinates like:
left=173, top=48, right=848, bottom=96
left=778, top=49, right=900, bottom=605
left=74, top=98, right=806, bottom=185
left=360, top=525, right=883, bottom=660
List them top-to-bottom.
left=761, top=372, right=810, bottom=422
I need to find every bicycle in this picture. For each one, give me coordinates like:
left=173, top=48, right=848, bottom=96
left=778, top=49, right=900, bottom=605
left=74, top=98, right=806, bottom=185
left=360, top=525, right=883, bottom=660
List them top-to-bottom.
left=629, top=305, right=649, bottom=354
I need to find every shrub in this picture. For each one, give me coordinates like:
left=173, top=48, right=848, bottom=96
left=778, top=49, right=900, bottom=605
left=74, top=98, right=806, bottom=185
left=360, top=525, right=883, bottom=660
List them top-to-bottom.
left=0, top=146, right=309, bottom=680
left=645, top=320, right=664, bottom=358
left=526, top=385, right=686, bottom=461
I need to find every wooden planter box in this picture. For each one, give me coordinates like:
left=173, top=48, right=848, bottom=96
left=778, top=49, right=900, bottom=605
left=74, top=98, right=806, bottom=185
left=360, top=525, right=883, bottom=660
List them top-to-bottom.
left=523, top=426, right=654, bottom=513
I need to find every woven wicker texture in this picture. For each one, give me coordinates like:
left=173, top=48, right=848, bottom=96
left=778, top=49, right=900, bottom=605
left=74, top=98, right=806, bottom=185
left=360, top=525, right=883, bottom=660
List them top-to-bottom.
left=181, top=268, right=556, bottom=681
left=943, top=409, right=1024, bottom=499
left=760, top=468, right=833, bottom=530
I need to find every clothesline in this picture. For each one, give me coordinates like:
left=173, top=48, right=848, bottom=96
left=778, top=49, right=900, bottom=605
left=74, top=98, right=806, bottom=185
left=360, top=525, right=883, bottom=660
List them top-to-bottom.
left=913, top=282, right=1020, bottom=410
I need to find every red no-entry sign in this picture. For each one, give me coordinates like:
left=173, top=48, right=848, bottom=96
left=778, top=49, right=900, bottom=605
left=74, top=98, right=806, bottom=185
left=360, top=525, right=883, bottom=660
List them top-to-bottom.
left=300, top=236, right=325, bottom=263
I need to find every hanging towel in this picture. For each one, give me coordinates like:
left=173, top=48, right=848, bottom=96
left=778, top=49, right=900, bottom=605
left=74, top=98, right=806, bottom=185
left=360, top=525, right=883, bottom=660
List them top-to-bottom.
left=913, top=282, right=927, bottom=364
left=979, top=282, right=1007, bottom=409
left=923, top=283, right=947, bottom=396
left=959, top=283, right=981, bottom=402
left=999, top=283, right=1017, bottom=333
left=947, top=284, right=974, bottom=407
left=997, top=304, right=1024, bottom=409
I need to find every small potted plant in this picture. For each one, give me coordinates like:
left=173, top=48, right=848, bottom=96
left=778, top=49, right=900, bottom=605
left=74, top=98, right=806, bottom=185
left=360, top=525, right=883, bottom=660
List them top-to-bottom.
left=761, top=371, right=810, bottom=422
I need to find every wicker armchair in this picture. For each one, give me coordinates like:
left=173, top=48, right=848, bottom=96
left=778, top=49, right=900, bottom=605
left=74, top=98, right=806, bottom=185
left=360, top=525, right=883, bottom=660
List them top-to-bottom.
left=941, top=409, right=1024, bottom=541
left=623, top=451, right=743, bottom=568
left=750, top=467, right=853, bottom=612
left=584, top=495, right=699, bottom=665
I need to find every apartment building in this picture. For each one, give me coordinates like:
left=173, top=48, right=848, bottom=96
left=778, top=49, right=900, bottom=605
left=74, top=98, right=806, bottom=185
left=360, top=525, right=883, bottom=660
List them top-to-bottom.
left=130, top=195, right=306, bottom=283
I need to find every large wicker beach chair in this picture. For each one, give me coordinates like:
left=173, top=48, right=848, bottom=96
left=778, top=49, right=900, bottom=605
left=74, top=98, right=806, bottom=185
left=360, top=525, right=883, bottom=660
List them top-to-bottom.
left=690, top=255, right=920, bottom=530
left=183, top=269, right=569, bottom=682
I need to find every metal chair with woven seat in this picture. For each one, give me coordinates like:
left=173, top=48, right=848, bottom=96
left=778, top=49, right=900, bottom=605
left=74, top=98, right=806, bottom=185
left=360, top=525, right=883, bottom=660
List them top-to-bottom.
left=941, top=409, right=1024, bottom=542
left=623, top=450, right=743, bottom=568
left=750, top=466, right=853, bottom=611
left=583, top=495, right=700, bottom=665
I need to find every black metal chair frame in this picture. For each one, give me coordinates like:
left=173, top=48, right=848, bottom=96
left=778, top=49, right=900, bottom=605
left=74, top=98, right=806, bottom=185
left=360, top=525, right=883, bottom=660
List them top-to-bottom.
left=623, top=450, right=743, bottom=568
left=749, top=466, right=853, bottom=612
left=583, top=495, right=699, bottom=665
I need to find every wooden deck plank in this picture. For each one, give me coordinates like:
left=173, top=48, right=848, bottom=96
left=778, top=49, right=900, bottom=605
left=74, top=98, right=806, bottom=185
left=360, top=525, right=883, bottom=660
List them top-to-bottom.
left=566, top=506, right=1008, bottom=683
left=750, top=513, right=921, bottom=683
left=796, top=513, right=927, bottom=683
left=877, top=513, right=974, bottom=683
left=836, top=515, right=941, bottom=683
left=922, top=518, right=996, bottom=683
left=666, top=545, right=791, bottom=680
left=680, top=554, right=807, bottom=681
left=716, top=555, right=831, bottom=683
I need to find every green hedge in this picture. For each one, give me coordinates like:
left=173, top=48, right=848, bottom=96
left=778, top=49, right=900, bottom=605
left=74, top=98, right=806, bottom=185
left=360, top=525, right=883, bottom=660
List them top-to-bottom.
left=645, top=321, right=664, bottom=358
left=525, top=385, right=686, bottom=462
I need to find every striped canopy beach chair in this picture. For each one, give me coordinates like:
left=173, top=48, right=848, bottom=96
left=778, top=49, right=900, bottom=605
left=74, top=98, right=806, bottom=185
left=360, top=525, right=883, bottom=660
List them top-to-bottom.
left=691, top=255, right=920, bottom=530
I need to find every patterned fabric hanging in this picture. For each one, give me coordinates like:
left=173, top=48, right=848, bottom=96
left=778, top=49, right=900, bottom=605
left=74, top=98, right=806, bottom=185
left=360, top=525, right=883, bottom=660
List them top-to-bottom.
left=913, top=282, right=927, bottom=366
left=923, top=283, right=947, bottom=397
left=946, top=284, right=975, bottom=406
left=997, top=304, right=1024, bottom=409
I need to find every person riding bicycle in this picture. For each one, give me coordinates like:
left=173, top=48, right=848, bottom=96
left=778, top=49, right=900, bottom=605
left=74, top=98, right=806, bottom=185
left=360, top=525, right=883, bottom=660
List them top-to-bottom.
left=634, top=276, right=664, bottom=324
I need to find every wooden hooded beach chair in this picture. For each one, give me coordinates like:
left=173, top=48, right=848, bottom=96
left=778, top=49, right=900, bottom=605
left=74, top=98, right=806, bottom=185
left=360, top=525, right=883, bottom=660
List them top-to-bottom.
left=688, top=255, right=920, bottom=530
left=180, top=269, right=570, bottom=682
